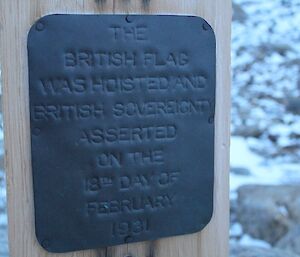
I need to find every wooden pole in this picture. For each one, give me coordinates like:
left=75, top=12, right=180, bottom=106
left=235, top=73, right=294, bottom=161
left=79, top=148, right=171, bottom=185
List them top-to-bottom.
left=0, top=0, right=231, bottom=257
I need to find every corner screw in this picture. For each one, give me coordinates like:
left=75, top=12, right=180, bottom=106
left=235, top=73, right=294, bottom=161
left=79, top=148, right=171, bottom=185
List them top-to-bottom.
left=126, top=15, right=134, bottom=23
left=36, top=22, right=45, bottom=31
left=202, top=22, right=210, bottom=31
left=208, top=116, right=214, bottom=124
left=33, top=127, right=41, bottom=136
left=124, top=235, right=133, bottom=243
left=41, top=239, right=50, bottom=249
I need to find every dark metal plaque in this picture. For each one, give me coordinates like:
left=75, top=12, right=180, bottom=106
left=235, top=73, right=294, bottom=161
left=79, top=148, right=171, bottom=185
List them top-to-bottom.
left=28, top=14, right=216, bottom=253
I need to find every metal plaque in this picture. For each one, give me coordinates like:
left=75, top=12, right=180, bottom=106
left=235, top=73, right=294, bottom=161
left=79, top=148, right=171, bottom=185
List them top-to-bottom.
left=28, top=14, right=216, bottom=253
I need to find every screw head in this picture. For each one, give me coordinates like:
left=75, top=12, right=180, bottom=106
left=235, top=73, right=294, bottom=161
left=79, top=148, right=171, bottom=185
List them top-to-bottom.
left=126, top=15, right=134, bottom=23
left=36, top=22, right=45, bottom=31
left=202, top=22, right=210, bottom=31
left=208, top=116, right=214, bottom=124
left=33, top=127, right=41, bottom=136
left=124, top=235, right=133, bottom=243
left=41, top=239, right=51, bottom=249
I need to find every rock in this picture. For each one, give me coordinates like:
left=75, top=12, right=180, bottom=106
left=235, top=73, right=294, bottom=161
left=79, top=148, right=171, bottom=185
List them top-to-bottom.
left=233, top=3, right=248, bottom=23
left=258, top=43, right=294, bottom=57
left=286, top=97, right=300, bottom=115
left=233, top=126, right=263, bottom=138
left=0, top=140, right=3, bottom=171
left=0, top=155, right=3, bottom=172
left=231, top=167, right=251, bottom=176
left=0, top=170, right=8, bottom=257
left=237, top=185, right=300, bottom=245
left=231, top=199, right=239, bottom=224
left=230, top=223, right=243, bottom=239
left=0, top=225, right=8, bottom=257
left=276, top=225, right=300, bottom=255
left=238, top=234, right=271, bottom=249
left=230, top=244, right=299, bottom=257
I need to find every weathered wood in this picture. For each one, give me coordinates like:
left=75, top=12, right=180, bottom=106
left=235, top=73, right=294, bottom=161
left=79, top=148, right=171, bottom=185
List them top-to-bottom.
left=0, top=0, right=231, bottom=257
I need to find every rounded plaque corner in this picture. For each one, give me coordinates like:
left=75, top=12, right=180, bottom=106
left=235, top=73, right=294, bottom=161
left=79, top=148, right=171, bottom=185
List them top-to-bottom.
left=27, top=14, right=59, bottom=50
left=28, top=14, right=58, bottom=36
left=189, top=15, right=216, bottom=39
left=27, top=21, right=37, bottom=46
left=193, top=208, right=214, bottom=233
left=205, top=208, right=214, bottom=226
left=35, top=232, right=60, bottom=253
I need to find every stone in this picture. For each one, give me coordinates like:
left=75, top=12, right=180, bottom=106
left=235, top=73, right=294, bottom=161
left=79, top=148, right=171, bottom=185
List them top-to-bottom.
left=233, top=3, right=248, bottom=23
left=286, top=97, right=300, bottom=115
left=231, top=167, right=251, bottom=176
left=237, top=185, right=300, bottom=245
left=0, top=225, right=8, bottom=257
left=276, top=225, right=300, bottom=255
left=230, top=244, right=300, bottom=257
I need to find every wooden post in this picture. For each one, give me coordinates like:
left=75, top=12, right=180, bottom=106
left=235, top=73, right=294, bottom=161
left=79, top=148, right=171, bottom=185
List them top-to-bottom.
left=0, top=1, right=231, bottom=257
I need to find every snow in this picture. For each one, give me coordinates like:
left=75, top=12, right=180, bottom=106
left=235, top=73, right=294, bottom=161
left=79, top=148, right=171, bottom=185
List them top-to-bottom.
left=230, top=0, right=300, bottom=198
left=232, top=0, right=300, bottom=161
left=230, top=1, right=300, bottom=250
left=230, top=136, right=300, bottom=199
left=0, top=166, right=6, bottom=229
left=230, top=222, right=272, bottom=249
left=230, top=223, right=243, bottom=238
left=238, top=234, right=271, bottom=249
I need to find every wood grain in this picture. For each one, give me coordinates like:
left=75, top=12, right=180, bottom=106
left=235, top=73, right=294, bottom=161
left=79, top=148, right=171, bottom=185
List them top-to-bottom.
left=0, top=0, right=231, bottom=256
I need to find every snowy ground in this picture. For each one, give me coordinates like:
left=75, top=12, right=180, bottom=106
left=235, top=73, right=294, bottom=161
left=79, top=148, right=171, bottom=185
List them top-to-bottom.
left=230, top=0, right=300, bottom=251
left=232, top=0, right=300, bottom=162
left=0, top=128, right=8, bottom=257
left=230, top=136, right=300, bottom=199
left=230, top=136, right=300, bottom=249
